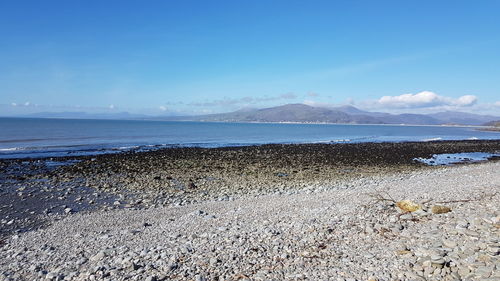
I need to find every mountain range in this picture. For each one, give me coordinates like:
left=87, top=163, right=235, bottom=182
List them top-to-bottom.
left=19, top=104, right=500, bottom=126
left=159, top=104, right=500, bottom=126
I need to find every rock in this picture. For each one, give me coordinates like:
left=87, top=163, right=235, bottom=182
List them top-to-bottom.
left=396, top=200, right=421, bottom=212
left=431, top=205, right=451, bottom=214
left=64, top=208, right=73, bottom=214
left=413, top=209, right=430, bottom=217
left=399, top=214, right=413, bottom=220
left=455, top=220, right=469, bottom=229
left=464, top=230, right=480, bottom=237
left=442, top=239, right=457, bottom=248
left=395, top=250, right=412, bottom=255
left=90, top=251, right=106, bottom=262
left=209, top=257, right=219, bottom=266
left=75, top=258, right=88, bottom=266
left=431, top=258, right=446, bottom=265
left=475, top=266, right=493, bottom=278
left=458, top=267, right=471, bottom=277
left=45, top=271, right=59, bottom=279
left=195, top=275, right=206, bottom=281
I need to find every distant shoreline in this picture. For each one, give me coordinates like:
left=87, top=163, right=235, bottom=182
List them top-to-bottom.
left=0, top=115, right=491, bottom=128
left=477, top=126, right=500, bottom=132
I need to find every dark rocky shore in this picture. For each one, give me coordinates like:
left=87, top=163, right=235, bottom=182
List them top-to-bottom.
left=1, top=140, right=500, bottom=240
left=52, top=140, right=500, bottom=201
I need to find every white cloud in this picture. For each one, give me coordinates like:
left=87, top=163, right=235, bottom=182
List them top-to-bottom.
left=376, top=91, right=477, bottom=109
left=307, top=92, right=319, bottom=97
left=454, top=95, right=477, bottom=106
left=11, top=101, right=34, bottom=107
left=495, top=101, right=500, bottom=107
left=109, top=104, right=115, bottom=109
left=159, top=106, right=167, bottom=111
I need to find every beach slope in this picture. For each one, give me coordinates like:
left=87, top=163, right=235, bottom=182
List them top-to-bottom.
left=1, top=161, right=499, bottom=280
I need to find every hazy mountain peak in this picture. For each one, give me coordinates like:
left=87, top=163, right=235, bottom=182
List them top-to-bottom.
left=263, top=103, right=314, bottom=110
left=334, top=105, right=368, bottom=114
left=234, top=107, right=258, bottom=113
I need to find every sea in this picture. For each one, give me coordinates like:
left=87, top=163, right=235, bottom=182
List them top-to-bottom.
left=1, top=117, right=499, bottom=159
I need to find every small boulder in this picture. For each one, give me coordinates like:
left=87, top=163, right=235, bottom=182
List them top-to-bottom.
left=396, top=200, right=421, bottom=212
left=431, top=205, right=451, bottom=214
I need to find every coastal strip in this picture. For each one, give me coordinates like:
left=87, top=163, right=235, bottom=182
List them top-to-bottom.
left=1, top=140, right=500, bottom=239
left=1, top=153, right=499, bottom=280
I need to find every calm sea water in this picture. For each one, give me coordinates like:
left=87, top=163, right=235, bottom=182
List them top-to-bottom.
left=1, top=117, right=499, bottom=159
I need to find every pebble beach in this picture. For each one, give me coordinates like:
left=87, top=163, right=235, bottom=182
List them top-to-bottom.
left=1, top=140, right=499, bottom=280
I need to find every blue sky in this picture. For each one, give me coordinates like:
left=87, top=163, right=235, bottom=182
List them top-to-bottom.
left=1, top=0, right=500, bottom=116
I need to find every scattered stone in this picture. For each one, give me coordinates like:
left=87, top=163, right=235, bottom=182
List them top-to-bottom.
left=396, top=200, right=421, bottom=212
left=431, top=205, right=451, bottom=214
left=441, top=239, right=457, bottom=248
left=90, top=251, right=106, bottom=262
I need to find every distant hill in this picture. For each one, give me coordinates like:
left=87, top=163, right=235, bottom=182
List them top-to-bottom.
left=19, top=104, right=500, bottom=126
left=163, top=104, right=461, bottom=125
left=170, top=104, right=381, bottom=124
left=333, top=105, right=372, bottom=115
left=428, top=111, right=500, bottom=126
left=380, top=113, right=442, bottom=125
left=484, top=120, right=500, bottom=127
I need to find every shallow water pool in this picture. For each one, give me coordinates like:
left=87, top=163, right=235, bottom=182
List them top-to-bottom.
left=414, top=152, right=500, bottom=166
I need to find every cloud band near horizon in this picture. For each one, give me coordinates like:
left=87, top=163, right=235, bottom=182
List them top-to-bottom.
left=4, top=90, right=500, bottom=116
